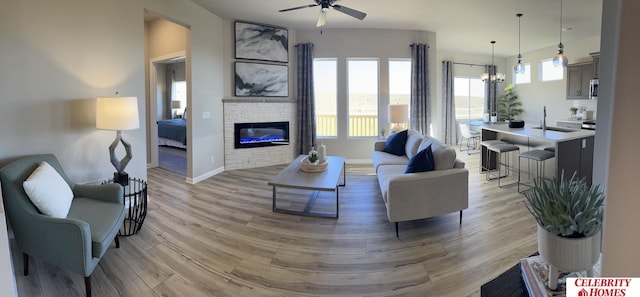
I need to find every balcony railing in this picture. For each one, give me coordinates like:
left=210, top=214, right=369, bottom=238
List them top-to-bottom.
left=316, top=115, right=379, bottom=137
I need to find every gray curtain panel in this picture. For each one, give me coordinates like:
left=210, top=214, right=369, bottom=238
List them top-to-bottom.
left=296, top=43, right=317, bottom=155
left=410, top=43, right=431, bottom=135
left=441, top=61, right=457, bottom=145
left=484, top=65, right=498, bottom=116
left=165, top=70, right=174, bottom=119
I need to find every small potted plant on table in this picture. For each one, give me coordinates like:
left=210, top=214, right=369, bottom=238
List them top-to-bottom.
left=497, top=84, right=524, bottom=128
left=524, top=172, right=605, bottom=290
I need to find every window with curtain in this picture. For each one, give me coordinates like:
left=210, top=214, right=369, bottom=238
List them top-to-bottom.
left=313, top=58, right=338, bottom=137
left=348, top=59, right=379, bottom=137
left=389, top=59, right=411, bottom=130
left=454, top=77, right=485, bottom=121
left=172, top=81, right=187, bottom=117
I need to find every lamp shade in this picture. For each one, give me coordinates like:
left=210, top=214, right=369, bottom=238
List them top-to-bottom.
left=96, top=96, right=140, bottom=131
left=171, top=100, right=181, bottom=109
left=389, top=104, right=409, bottom=123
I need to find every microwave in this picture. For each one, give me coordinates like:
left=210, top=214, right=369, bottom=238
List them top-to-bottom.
left=589, top=79, right=598, bottom=100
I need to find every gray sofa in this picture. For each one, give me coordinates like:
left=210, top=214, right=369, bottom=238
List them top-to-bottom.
left=372, top=129, right=469, bottom=236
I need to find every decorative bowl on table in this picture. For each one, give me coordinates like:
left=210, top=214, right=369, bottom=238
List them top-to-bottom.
left=508, top=120, right=525, bottom=128
left=300, top=156, right=328, bottom=173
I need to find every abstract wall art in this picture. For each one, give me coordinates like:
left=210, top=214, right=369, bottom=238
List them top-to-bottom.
left=235, top=21, right=289, bottom=63
left=235, top=62, right=288, bottom=97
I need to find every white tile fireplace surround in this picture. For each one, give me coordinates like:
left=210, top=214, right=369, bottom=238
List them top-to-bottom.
left=223, top=99, right=297, bottom=170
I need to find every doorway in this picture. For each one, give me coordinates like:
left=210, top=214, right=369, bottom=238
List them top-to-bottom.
left=144, top=12, right=190, bottom=178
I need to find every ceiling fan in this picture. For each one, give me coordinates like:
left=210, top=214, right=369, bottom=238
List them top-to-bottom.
left=279, top=0, right=367, bottom=27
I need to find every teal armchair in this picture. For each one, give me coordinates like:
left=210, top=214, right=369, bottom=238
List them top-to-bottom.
left=0, top=154, right=125, bottom=297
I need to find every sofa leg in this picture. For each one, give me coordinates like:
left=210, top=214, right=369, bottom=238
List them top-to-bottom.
left=459, top=210, right=463, bottom=225
left=395, top=222, right=399, bottom=237
left=115, top=235, right=120, bottom=249
left=23, top=253, right=28, bottom=276
left=85, top=276, right=91, bottom=297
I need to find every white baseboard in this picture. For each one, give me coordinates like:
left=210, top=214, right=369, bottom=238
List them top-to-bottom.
left=187, top=166, right=225, bottom=184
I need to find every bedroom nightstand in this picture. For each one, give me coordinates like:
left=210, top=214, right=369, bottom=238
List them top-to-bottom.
left=102, top=177, right=148, bottom=236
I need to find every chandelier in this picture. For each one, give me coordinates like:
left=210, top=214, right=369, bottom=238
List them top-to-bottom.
left=482, top=41, right=505, bottom=82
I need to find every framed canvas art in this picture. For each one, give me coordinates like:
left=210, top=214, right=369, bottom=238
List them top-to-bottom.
left=235, top=21, right=288, bottom=63
left=235, top=62, right=288, bottom=97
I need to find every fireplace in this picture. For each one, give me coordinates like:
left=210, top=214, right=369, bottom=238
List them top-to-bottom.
left=234, top=121, right=290, bottom=149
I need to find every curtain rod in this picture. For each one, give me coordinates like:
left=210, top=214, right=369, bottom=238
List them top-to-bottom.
left=449, top=62, right=486, bottom=67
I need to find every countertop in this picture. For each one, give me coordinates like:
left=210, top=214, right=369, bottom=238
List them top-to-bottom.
left=482, top=124, right=595, bottom=142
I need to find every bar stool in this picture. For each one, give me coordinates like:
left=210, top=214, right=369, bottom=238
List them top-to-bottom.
left=480, top=140, right=505, bottom=174
left=485, top=143, right=520, bottom=188
left=518, top=149, right=556, bottom=193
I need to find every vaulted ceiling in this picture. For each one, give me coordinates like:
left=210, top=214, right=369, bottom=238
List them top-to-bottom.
left=190, top=0, right=602, bottom=57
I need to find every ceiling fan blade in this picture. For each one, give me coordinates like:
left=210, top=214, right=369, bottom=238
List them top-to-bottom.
left=279, top=4, right=318, bottom=12
left=332, top=4, right=366, bottom=20
left=316, top=10, right=327, bottom=27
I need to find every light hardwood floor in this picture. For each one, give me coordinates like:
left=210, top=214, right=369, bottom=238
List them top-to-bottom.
left=11, top=151, right=538, bottom=296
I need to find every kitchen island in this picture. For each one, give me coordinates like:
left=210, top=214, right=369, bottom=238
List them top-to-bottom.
left=481, top=124, right=595, bottom=185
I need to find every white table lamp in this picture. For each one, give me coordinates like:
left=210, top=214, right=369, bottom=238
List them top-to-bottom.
left=96, top=95, right=139, bottom=185
left=171, top=100, right=181, bottom=118
left=389, top=104, right=409, bottom=133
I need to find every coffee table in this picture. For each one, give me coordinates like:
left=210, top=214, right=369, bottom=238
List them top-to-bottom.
left=269, top=155, right=346, bottom=218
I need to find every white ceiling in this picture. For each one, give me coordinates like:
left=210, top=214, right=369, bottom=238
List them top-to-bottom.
left=190, top=0, right=602, bottom=57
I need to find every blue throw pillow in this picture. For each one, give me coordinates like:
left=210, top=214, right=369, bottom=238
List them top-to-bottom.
left=383, top=130, right=408, bottom=156
left=405, top=145, right=435, bottom=173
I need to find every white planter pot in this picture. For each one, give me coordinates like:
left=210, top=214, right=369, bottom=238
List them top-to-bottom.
left=537, top=224, right=601, bottom=289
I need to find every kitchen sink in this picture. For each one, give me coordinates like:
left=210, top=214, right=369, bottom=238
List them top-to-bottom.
left=532, top=126, right=578, bottom=133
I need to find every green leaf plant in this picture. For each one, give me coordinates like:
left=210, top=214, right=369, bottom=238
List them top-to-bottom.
left=497, top=84, right=524, bottom=121
left=524, top=171, right=605, bottom=238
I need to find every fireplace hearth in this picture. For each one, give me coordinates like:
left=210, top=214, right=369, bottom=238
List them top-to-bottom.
left=234, top=121, right=290, bottom=149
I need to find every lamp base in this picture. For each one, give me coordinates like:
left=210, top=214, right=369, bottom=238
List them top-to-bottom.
left=114, top=172, right=129, bottom=186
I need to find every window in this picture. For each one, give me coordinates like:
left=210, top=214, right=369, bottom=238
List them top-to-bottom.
left=313, top=59, right=338, bottom=137
left=348, top=59, right=379, bottom=137
left=389, top=59, right=411, bottom=131
left=540, top=59, right=564, bottom=81
left=514, top=63, right=531, bottom=84
left=454, top=77, right=485, bottom=121
left=172, top=81, right=187, bottom=117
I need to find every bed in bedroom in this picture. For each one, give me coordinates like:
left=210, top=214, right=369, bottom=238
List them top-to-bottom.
left=157, top=118, right=186, bottom=149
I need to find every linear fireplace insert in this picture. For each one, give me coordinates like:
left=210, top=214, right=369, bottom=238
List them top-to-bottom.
left=234, top=121, right=290, bottom=149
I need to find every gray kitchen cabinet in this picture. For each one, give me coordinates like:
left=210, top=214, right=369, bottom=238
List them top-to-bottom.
left=566, top=62, right=593, bottom=99
left=556, top=136, right=594, bottom=185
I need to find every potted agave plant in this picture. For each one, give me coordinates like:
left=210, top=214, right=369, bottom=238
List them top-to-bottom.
left=524, top=172, right=605, bottom=290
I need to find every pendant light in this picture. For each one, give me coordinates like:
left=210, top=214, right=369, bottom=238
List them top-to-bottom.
left=552, top=0, right=568, bottom=67
left=513, top=13, right=525, bottom=74
left=482, top=41, right=505, bottom=82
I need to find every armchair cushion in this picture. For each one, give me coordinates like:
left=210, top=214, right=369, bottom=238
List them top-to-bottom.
left=22, top=161, right=73, bottom=218
left=67, top=198, right=125, bottom=258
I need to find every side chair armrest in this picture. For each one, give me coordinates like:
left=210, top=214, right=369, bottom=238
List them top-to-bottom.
left=74, top=183, right=124, bottom=204
left=22, top=214, right=93, bottom=275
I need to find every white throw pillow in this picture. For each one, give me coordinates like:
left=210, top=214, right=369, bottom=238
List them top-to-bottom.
left=23, top=161, right=74, bottom=218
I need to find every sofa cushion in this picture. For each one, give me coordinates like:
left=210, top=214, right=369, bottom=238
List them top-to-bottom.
left=404, top=129, right=423, bottom=159
left=383, top=130, right=408, bottom=156
left=418, top=137, right=457, bottom=170
left=405, top=145, right=435, bottom=173
left=372, top=151, right=409, bottom=171
left=22, top=161, right=74, bottom=218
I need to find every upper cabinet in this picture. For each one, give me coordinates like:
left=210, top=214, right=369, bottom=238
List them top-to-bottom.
left=566, top=52, right=600, bottom=100
left=566, top=62, right=593, bottom=99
